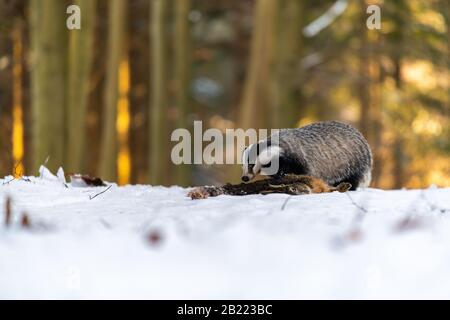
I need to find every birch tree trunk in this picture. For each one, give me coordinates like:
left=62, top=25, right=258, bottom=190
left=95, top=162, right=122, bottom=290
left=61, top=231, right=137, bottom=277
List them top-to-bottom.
left=30, top=0, right=67, bottom=172
left=66, top=0, right=97, bottom=174
left=99, top=0, right=126, bottom=181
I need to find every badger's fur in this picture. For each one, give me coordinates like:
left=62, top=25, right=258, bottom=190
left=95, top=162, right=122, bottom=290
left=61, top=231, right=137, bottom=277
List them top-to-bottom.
left=241, top=121, right=373, bottom=190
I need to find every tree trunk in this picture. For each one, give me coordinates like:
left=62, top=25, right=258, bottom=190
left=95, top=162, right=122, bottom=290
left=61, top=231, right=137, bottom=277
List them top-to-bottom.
left=30, top=0, right=67, bottom=173
left=66, top=0, right=97, bottom=174
left=99, top=0, right=127, bottom=181
left=129, top=0, right=150, bottom=184
left=149, top=0, right=168, bottom=185
left=173, top=0, right=192, bottom=186
left=228, top=0, right=278, bottom=184
left=239, top=0, right=277, bottom=130
left=271, top=0, right=303, bottom=128
left=358, top=0, right=371, bottom=141
left=390, top=0, right=406, bottom=189
left=12, top=21, right=24, bottom=177
left=0, top=23, right=13, bottom=176
left=392, top=56, right=405, bottom=189
left=369, top=58, right=383, bottom=188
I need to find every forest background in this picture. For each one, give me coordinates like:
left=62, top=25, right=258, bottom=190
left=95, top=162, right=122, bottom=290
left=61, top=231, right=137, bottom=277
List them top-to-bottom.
left=0, top=0, right=448, bottom=188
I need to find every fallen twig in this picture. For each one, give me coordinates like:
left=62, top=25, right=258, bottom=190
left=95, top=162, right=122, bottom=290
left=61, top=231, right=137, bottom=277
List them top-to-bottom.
left=2, top=177, right=15, bottom=186
left=89, top=185, right=112, bottom=200
left=332, top=192, right=370, bottom=249
left=345, top=192, right=369, bottom=225
left=345, top=192, right=368, bottom=214
left=280, top=196, right=293, bottom=211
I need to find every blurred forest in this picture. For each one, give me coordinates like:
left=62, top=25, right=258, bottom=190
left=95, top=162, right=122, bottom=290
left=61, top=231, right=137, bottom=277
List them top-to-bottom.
left=0, top=0, right=448, bottom=188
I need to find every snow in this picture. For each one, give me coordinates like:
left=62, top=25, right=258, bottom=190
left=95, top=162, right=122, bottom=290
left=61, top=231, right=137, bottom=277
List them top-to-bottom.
left=1, top=170, right=450, bottom=299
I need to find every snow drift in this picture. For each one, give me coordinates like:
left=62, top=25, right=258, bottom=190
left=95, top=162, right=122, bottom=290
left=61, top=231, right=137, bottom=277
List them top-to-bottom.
left=0, top=168, right=449, bottom=299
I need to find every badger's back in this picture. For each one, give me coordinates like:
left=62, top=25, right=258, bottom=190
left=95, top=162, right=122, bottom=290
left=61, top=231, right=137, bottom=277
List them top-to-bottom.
left=278, top=121, right=372, bottom=188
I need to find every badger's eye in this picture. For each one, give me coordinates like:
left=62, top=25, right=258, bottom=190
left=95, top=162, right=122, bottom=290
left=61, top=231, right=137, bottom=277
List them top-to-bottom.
left=261, top=162, right=271, bottom=168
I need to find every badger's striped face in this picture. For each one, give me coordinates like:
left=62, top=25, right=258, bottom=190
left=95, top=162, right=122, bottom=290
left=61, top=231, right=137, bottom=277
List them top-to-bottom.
left=241, top=143, right=282, bottom=182
left=241, top=145, right=256, bottom=182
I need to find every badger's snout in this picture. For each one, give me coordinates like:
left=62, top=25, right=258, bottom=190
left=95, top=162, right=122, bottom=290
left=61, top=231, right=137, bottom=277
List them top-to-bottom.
left=241, top=173, right=255, bottom=182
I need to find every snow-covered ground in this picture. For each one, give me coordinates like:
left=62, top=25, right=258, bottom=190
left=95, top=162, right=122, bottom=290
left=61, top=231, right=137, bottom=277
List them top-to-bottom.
left=1, top=169, right=450, bottom=299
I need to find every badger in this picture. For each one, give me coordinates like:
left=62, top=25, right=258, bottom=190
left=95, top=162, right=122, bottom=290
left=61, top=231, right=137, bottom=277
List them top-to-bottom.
left=241, top=121, right=372, bottom=190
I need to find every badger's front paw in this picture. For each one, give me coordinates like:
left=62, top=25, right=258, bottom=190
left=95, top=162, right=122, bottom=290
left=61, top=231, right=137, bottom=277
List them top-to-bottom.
left=336, top=182, right=352, bottom=192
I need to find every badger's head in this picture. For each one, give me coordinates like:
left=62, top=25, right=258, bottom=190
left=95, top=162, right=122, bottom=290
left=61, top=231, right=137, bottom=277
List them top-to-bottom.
left=241, top=141, right=282, bottom=182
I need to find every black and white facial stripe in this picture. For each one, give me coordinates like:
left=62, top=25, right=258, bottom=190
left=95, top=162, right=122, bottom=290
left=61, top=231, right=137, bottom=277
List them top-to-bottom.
left=241, top=140, right=282, bottom=182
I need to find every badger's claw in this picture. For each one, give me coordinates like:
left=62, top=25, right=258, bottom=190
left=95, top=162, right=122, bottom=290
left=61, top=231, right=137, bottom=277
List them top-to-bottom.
left=336, top=182, right=352, bottom=192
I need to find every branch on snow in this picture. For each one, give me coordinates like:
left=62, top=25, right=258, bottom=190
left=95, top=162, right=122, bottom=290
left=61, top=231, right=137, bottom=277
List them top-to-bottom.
left=89, top=185, right=113, bottom=200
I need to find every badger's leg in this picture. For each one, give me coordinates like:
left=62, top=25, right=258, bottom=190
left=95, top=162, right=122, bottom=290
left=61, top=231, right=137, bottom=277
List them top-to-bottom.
left=335, top=169, right=371, bottom=191
left=334, top=174, right=361, bottom=191
left=331, top=182, right=352, bottom=193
